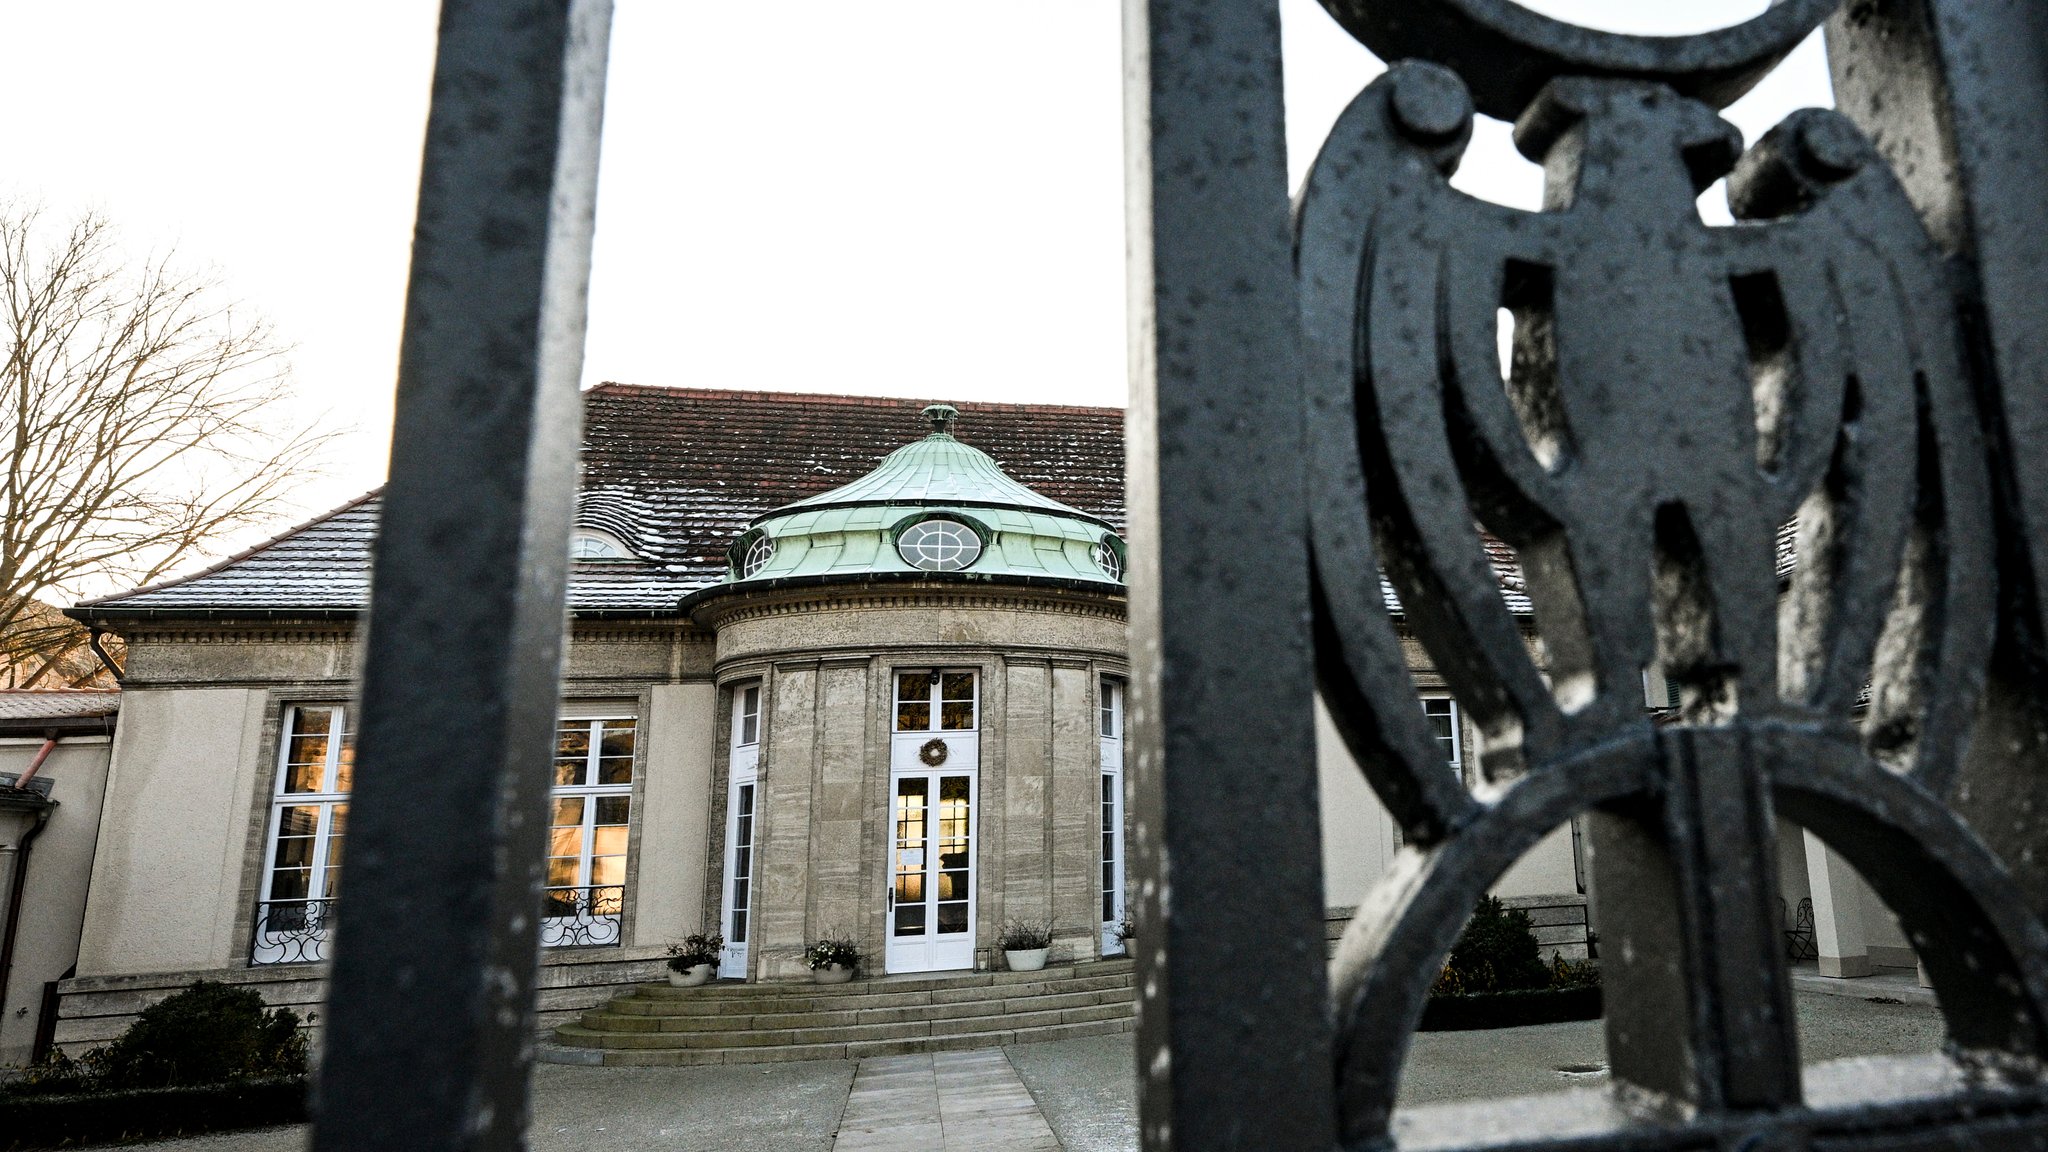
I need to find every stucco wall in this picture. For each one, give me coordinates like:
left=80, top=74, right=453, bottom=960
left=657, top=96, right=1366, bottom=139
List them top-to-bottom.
left=627, top=683, right=715, bottom=947
left=76, top=688, right=270, bottom=977
left=0, top=737, right=113, bottom=1066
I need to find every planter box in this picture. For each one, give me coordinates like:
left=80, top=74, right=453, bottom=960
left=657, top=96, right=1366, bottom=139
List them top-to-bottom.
left=1418, top=985, right=1602, bottom=1032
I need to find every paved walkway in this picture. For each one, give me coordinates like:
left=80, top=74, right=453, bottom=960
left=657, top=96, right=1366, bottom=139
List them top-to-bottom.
left=137, top=989, right=1944, bottom=1151
left=832, top=1050, right=1059, bottom=1151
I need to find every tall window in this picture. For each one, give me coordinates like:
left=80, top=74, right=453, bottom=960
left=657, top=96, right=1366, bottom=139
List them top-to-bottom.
left=896, top=670, right=977, bottom=732
left=1100, top=678, right=1126, bottom=954
left=1423, top=697, right=1461, bottom=777
left=253, top=705, right=354, bottom=964
left=546, top=717, right=636, bottom=943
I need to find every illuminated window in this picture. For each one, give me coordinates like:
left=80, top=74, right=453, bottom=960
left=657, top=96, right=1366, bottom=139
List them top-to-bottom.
left=896, top=669, right=978, bottom=732
left=253, top=704, right=355, bottom=963
left=547, top=717, right=637, bottom=929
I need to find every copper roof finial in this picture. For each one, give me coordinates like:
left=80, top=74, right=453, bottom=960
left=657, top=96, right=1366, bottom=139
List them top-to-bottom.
left=923, top=403, right=959, bottom=437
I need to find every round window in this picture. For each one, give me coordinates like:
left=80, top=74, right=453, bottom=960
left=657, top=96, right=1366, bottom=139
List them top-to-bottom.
left=897, top=519, right=982, bottom=572
left=739, top=533, right=776, bottom=579
left=1094, top=535, right=1124, bottom=582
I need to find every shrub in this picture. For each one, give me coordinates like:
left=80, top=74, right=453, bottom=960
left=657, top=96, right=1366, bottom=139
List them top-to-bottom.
left=1434, top=898, right=1554, bottom=996
left=997, top=919, right=1053, bottom=952
left=10, top=982, right=307, bottom=1096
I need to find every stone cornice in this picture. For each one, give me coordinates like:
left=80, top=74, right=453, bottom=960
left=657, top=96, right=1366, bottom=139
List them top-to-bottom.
left=691, top=579, right=1127, bottom=632
left=111, top=617, right=714, bottom=647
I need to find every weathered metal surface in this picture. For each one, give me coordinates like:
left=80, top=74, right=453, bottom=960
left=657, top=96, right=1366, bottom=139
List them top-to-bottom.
left=1128, top=0, right=2048, bottom=1148
left=1123, top=1, right=1336, bottom=1148
left=312, top=2, right=611, bottom=1149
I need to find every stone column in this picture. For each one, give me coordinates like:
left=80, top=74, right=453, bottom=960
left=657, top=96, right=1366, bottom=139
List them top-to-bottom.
left=756, top=664, right=818, bottom=980
left=1802, top=829, right=1871, bottom=978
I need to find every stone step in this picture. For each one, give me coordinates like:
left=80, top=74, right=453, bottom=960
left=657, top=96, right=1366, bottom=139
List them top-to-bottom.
left=626, top=959, right=1134, bottom=1002
left=601, top=973, right=1134, bottom=1018
left=579, top=986, right=1132, bottom=1034
left=559, top=1000, right=1135, bottom=1051
left=541, top=1009, right=1136, bottom=1068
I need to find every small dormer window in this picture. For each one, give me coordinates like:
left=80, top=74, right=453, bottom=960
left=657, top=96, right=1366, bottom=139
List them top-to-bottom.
left=897, top=518, right=982, bottom=573
left=571, top=531, right=632, bottom=561
left=739, top=533, right=776, bottom=579
left=1094, top=534, right=1125, bottom=582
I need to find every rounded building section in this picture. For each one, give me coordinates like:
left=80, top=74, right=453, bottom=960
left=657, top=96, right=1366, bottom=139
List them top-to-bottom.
left=684, top=404, right=1129, bottom=979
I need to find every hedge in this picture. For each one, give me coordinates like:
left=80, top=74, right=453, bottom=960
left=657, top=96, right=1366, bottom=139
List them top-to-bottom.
left=1418, top=984, right=1603, bottom=1032
left=0, top=1077, right=306, bottom=1149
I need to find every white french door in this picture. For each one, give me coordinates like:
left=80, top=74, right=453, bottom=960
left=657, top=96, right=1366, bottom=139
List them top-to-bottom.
left=886, top=669, right=979, bottom=973
left=1099, top=679, right=1126, bottom=955
left=720, top=683, right=762, bottom=979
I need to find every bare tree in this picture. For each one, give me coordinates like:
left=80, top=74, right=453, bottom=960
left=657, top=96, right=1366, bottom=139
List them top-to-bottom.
left=0, top=206, right=326, bottom=687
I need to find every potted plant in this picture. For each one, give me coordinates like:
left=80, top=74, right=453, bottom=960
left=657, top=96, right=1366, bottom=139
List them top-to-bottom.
left=1114, top=912, right=1135, bottom=955
left=999, top=919, right=1054, bottom=972
left=666, top=932, right=723, bottom=987
left=805, top=937, right=860, bottom=984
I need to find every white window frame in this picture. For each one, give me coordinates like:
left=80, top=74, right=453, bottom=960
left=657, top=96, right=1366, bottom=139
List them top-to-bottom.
left=894, top=668, right=979, bottom=733
left=1100, top=678, right=1126, bottom=955
left=721, top=682, right=763, bottom=978
left=1422, top=696, right=1462, bottom=779
left=253, top=703, right=353, bottom=965
left=544, top=716, right=637, bottom=945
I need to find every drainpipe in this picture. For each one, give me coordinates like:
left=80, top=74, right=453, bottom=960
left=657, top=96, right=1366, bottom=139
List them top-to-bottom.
left=86, top=627, right=124, bottom=685
left=0, top=733, right=59, bottom=1047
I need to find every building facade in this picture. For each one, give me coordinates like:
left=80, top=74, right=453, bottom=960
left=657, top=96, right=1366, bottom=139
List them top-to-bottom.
left=36, top=386, right=1622, bottom=1053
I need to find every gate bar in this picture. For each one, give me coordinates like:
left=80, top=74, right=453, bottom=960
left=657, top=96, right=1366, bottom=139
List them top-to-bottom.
left=313, top=2, right=612, bottom=1148
left=1123, top=2, right=1338, bottom=1148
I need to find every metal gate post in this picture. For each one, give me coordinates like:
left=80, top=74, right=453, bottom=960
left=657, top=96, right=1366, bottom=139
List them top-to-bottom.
left=1829, top=0, right=2048, bottom=918
left=313, top=2, right=611, bottom=1149
left=1122, top=2, right=1337, bottom=1149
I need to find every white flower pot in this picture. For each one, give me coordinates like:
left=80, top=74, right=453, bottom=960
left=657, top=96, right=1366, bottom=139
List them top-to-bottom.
left=1005, top=947, right=1049, bottom=972
left=814, top=962, right=855, bottom=984
left=667, top=963, right=714, bottom=987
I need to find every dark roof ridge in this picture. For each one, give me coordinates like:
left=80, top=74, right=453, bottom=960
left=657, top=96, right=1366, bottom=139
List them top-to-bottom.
left=586, top=381, right=1125, bottom=420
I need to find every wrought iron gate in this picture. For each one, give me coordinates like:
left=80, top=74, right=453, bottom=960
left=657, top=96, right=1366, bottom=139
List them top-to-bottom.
left=309, top=1, right=2048, bottom=1150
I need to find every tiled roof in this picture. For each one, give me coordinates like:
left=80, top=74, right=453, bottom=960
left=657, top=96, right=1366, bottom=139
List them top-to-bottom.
left=73, top=383, right=1531, bottom=620
left=77, top=386, right=1127, bottom=618
left=0, top=688, right=120, bottom=722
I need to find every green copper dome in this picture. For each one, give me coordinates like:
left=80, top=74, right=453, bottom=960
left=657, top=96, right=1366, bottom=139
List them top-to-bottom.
left=716, top=404, right=1125, bottom=590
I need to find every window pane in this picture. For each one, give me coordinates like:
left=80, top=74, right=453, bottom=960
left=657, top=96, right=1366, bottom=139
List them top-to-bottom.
left=897, top=672, right=926, bottom=703
left=941, top=672, right=974, bottom=701
left=940, top=699, right=974, bottom=730
left=897, top=700, right=931, bottom=732
left=294, top=707, right=334, bottom=737
left=555, top=723, right=591, bottom=785
left=599, top=723, right=635, bottom=758
left=334, top=734, right=356, bottom=793
left=595, top=795, right=630, bottom=825
left=553, top=797, right=585, bottom=827
left=278, top=806, right=320, bottom=838
left=593, top=826, right=628, bottom=856
left=549, top=827, right=584, bottom=856
left=273, top=836, right=314, bottom=870
left=590, top=856, right=625, bottom=887
left=546, top=857, right=580, bottom=887
left=269, top=868, right=311, bottom=901
left=936, top=902, right=968, bottom=933
left=895, top=904, right=925, bottom=934
left=732, top=909, right=748, bottom=943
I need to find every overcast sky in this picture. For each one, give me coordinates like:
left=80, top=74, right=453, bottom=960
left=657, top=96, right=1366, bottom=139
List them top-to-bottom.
left=0, top=1, right=1829, bottom=531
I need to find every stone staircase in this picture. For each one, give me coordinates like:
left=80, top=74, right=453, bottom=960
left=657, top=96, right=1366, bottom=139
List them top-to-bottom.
left=542, top=958, right=1135, bottom=1067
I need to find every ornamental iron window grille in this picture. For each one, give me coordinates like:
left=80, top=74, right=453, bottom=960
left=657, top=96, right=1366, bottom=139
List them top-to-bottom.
left=315, top=2, right=2048, bottom=1150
